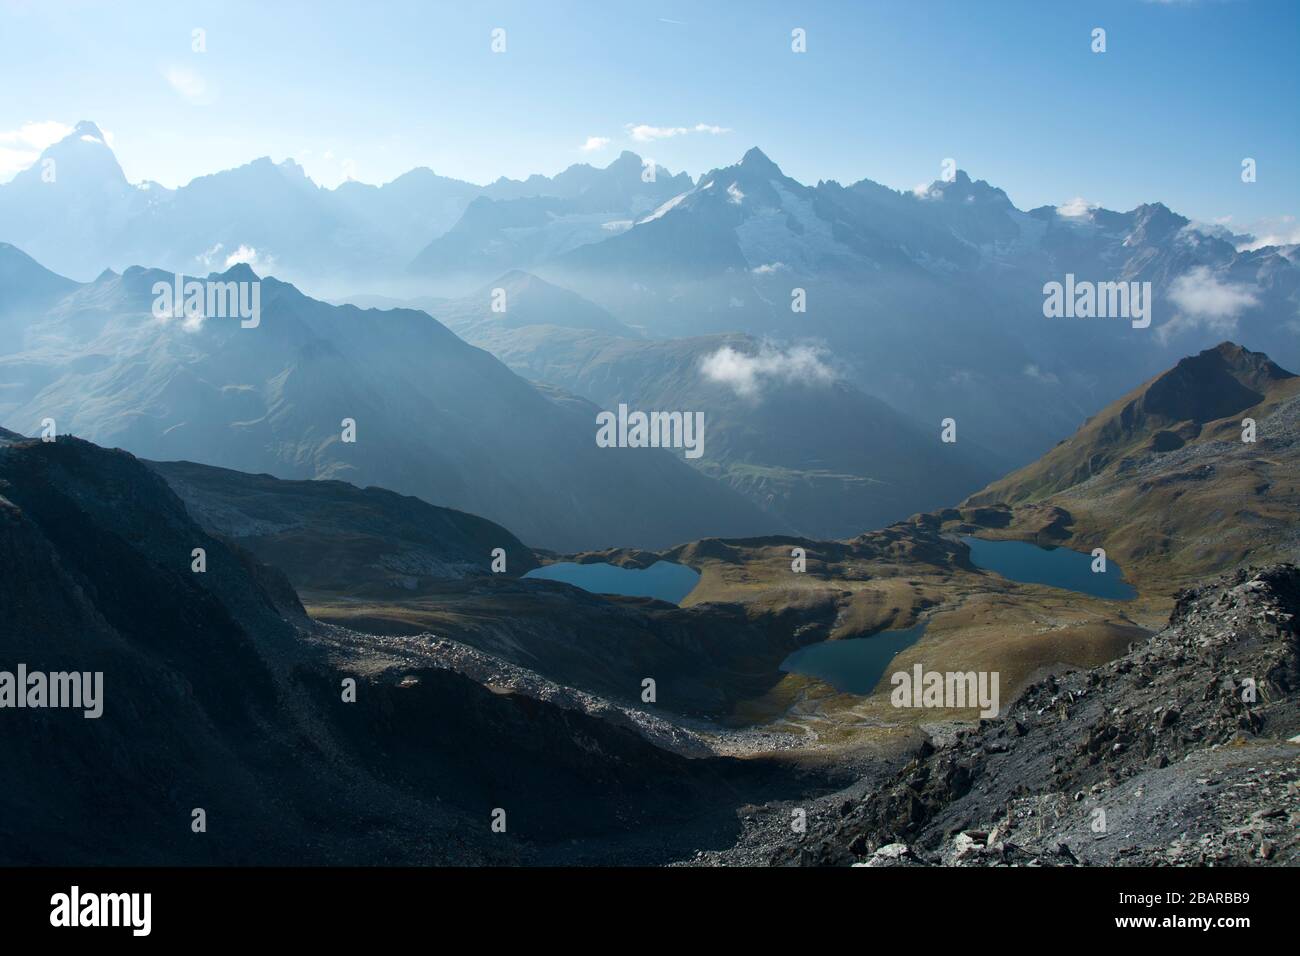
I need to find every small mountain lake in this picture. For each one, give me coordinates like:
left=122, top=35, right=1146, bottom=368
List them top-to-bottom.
left=960, top=536, right=1136, bottom=600
left=523, top=560, right=701, bottom=605
left=779, top=622, right=927, bottom=695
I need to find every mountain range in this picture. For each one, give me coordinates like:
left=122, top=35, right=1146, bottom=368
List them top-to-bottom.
left=5, top=122, right=1296, bottom=480
left=0, top=123, right=689, bottom=294
left=0, top=243, right=773, bottom=551
left=408, top=269, right=997, bottom=538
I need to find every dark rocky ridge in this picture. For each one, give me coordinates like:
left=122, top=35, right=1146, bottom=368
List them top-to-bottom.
left=151, top=457, right=540, bottom=592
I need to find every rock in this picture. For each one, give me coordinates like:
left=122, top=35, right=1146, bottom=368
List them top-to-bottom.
left=953, top=832, right=981, bottom=859
left=1051, top=841, right=1079, bottom=863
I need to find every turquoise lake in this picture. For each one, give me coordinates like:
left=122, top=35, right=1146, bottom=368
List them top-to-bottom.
left=960, top=535, right=1137, bottom=600
left=523, top=560, right=701, bottom=605
left=779, top=622, right=928, bottom=695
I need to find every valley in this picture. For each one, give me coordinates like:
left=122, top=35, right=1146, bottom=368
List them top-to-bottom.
left=1, top=122, right=1296, bottom=871
left=2, top=326, right=1295, bottom=869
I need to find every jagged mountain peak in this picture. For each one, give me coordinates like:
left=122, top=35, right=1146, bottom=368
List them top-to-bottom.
left=16, top=118, right=129, bottom=188
left=72, top=119, right=107, bottom=142
left=739, top=146, right=781, bottom=172
left=607, top=149, right=646, bottom=169
left=923, top=168, right=1012, bottom=207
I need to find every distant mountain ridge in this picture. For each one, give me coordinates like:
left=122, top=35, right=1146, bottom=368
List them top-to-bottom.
left=0, top=123, right=690, bottom=291
left=5, top=125, right=1298, bottom=474
left=0, top=245, right=777, bottom=551
left=425, top=269, right=998, bottom=538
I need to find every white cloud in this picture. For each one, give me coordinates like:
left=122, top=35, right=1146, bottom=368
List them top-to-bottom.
left=164, top=65, right=211, bottom=103
left=0, top=120, right=73, bottom=179
left=0, top=120, right=74, bottom=148
left=626, top=122, right=731, bottom=142
left=580, top=136, right=611, bottom=152
left=0, top=147, right=37, bottom=179
left=1056, top=197, right=1096, bottom=219
left=1235, top=215, right=1300, bottom=251
left=1177, top=221, right=1241, bottom=246
left=198, top=242, right=275, bottom=275
left=197, top=243, right=224, bottom=269
left=223, top=244, right=275, bottom=274
left=751, top=262, right=786, bottom=274
left=1163, top=266, right=1258, bottom=338
left=700, top=343, right=836, bottom=399
left=1023, top=364, right=1059, bottom=385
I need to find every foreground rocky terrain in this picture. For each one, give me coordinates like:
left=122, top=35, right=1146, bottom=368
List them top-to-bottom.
left=0, top=427, right=813, bottom=865
left=692, top=564, right=1299, bottom=866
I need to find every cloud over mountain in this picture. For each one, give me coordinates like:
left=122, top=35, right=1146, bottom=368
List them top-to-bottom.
left=1167, top=266, right=1260, bottom=335
left=700, top=343, right=836, bottom=399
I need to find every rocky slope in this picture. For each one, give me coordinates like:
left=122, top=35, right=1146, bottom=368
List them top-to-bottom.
left=0, top=428, right=810, bottom=865
left=151, top=457, right=539, bottom=592
left=694, top=563, right=1299, bottom=866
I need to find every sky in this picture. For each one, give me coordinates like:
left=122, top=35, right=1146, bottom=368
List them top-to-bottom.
left=1, top=0, right=1296, bottom=239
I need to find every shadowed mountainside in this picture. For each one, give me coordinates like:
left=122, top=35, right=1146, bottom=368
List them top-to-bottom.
left=0, top=427, right=812, bottom=865
left=151, top=458, right=539, bottom=593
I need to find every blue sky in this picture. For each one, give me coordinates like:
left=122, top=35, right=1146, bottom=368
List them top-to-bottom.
left=1, top=0, right=1296, bottom=237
